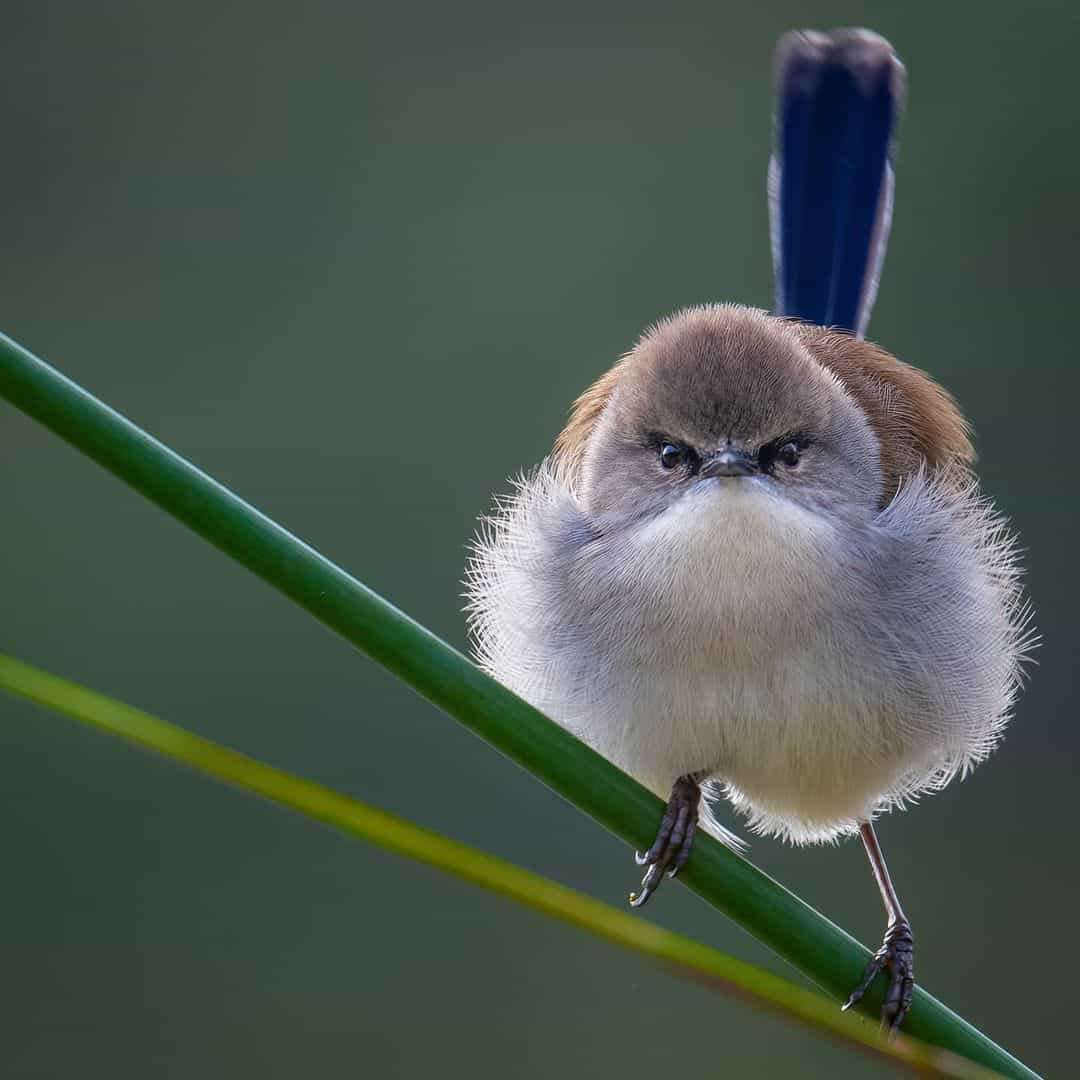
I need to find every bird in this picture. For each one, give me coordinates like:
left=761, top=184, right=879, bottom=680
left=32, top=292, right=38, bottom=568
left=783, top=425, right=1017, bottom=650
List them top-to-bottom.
left=465, top=28, right=1031, bottom=1033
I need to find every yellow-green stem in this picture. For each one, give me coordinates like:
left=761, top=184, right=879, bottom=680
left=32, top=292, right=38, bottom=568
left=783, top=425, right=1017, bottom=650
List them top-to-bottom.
left=0, top=653, right=1000, bottom=1079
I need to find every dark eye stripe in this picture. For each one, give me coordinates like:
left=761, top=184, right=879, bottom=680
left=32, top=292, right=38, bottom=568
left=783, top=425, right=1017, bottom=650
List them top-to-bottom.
left=758, top=433, right=810, bottom=473
left=655, top=439, right=701, bottom=475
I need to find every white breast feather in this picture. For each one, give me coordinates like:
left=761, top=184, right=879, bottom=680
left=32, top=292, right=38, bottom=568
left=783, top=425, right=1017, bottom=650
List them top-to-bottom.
left=466, top=464, right=1030, bottom=846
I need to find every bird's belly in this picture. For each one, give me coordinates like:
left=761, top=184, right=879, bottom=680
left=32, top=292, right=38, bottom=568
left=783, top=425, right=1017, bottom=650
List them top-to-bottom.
left=556, top=485, right=940, bottom=841
left=579, top=648, right=912, bottom=842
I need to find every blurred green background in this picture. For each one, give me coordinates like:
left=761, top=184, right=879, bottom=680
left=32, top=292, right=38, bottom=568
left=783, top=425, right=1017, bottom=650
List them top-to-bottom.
left=0, top=2, right=1074, bottom=1076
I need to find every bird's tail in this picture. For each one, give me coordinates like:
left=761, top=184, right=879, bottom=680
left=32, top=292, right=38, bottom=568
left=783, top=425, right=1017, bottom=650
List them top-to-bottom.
left=769, top=29, right=906, bottom=336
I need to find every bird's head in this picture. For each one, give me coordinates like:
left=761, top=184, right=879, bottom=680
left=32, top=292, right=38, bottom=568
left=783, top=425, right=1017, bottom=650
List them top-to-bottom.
left=561, top=305, right=884, bottom=527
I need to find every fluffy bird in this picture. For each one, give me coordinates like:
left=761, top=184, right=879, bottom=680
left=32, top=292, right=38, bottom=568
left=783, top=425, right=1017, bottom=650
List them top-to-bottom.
left=466, top=30, right=1030, bottom=1031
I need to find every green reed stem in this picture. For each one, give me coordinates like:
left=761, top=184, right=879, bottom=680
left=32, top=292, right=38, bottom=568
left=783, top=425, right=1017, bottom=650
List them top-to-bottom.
left=0, top=332, right=1038, bottom=1079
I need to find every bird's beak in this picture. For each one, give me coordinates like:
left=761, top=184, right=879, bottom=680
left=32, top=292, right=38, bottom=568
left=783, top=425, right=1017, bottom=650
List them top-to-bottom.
left=700, top=448, right=756, bottom=478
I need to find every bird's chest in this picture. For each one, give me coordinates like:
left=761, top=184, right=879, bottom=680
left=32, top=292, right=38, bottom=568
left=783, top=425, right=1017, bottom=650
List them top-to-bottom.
left=592, top=488, right=837, bottom=669
left=572, top=491, right=864, bottom=785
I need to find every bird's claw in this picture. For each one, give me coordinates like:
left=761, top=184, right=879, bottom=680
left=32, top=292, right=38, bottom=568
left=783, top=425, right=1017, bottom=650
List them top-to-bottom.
left=629, top=775, right=700, bottom=908
left=843, top=919, right=914, bottom=1034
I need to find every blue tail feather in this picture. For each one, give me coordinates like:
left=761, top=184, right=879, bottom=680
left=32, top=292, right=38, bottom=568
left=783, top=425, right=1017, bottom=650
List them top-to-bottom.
left=770, top=30, right=905, bottom=336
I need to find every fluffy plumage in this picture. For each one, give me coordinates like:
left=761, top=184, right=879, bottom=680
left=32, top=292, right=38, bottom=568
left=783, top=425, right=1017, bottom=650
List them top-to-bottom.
left=467, top=305, right=1030, bottom=846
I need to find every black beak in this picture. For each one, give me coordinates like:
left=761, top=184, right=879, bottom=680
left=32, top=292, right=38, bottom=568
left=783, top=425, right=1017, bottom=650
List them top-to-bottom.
left=700, top=448, right=756, bottom=478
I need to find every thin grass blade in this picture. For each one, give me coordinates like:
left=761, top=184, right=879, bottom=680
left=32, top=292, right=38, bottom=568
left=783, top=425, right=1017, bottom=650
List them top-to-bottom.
left=0, top=653, right=1006, bottom=1079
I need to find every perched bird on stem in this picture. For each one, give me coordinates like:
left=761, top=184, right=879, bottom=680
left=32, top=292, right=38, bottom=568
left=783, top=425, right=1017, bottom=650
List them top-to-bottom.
left=467, top=28, right=1031, bottom=1032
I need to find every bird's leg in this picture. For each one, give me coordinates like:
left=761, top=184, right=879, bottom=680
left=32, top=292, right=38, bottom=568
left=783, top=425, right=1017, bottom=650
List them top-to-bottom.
left=629, top=774, right=702, bottom=908
left=844, top=821, right=915, bottom=1033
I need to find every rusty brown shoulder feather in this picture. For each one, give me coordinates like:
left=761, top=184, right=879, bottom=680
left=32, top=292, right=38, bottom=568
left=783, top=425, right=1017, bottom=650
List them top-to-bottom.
left=792, top=323, right=974, bottom=500
left=552, top=357, right=628, bottom=485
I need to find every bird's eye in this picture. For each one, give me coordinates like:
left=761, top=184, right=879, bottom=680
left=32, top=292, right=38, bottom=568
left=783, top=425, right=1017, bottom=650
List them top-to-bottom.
left=758, top=436, right=807, bottom=474
left=777, top=441, right=801, bottom=468
left=658, top=442, right=701, bottom=474
left=659, top=442, right=686, bottom=469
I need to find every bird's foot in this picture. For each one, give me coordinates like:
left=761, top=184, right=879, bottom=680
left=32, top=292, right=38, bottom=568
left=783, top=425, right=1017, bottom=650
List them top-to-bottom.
left=629, top=774, right=701, bottom=908
left=843, top=918, right=914, bottom=1034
